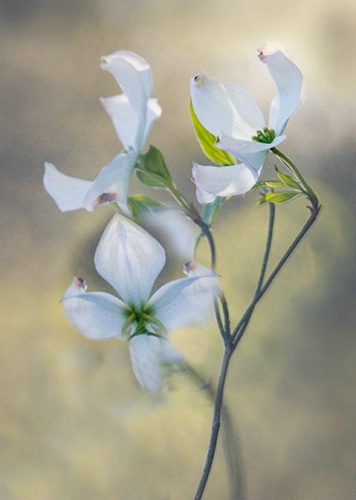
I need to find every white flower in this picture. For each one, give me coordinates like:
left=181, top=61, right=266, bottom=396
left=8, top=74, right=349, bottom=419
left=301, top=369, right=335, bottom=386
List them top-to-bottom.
left=190, top=44, right=303, bottom=203
left=44, top=51, right=161, bottom=213
left=61, top=214, right=219, bottom=391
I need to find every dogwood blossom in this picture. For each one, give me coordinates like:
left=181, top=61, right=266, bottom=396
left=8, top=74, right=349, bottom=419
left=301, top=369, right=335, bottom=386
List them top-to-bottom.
left=190, top=44, right=303, bottom=203
left=44, top=50, right=161, bottom=212
left=61, top=214, right=219, bottom=391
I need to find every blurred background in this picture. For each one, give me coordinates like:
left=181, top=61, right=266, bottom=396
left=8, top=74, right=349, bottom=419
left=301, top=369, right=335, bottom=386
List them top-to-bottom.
left=1, top=0, right=356, bottom=498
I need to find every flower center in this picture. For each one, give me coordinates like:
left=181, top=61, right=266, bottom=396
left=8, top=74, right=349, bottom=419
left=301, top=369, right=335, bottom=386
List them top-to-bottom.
left=252, top=127, right=276, bottom=144
left=122, top=306, right=167, bottom=340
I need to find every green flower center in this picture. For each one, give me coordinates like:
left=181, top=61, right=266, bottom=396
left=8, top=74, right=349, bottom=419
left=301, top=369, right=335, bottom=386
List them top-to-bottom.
left=252, top=127, right=276, bottom=144
left=122, top=306, right=167, bottom=340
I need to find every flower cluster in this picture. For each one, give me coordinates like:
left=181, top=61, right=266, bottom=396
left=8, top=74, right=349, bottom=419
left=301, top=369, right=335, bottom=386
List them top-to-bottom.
left=43, top=44, right=322, bottom=500
left=44, top=45, right=308, bottom=391
left=44, top=50, right=220, bottom=391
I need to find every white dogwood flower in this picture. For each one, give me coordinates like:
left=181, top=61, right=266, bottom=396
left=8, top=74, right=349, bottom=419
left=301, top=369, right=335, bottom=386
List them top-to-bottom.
left=190, top=44, right=303, bottom=203
left=44, top=50, right=161, bottom=212
left=61, top=214, right=219, bottom=391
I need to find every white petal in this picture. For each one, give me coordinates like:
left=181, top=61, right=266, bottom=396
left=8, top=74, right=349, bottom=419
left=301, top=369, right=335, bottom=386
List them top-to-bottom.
left=259, top=45, right=303, bottom=135
left=101, top=50, right=153, bottom=118
left=190, top=71, right=265, bottom=139
left=101, top=95, right=140, bottom=151
left=101, top=95, right=161, bottom=152
left=142, top=97, right=162, bottom=146
left=217, top=132, right=286, bottom=170
left=218, top=133, right=286, bottom=154
left=83, top=150, right=136, bottom=212
left=192, top=162, right=260, bottom=203
left=43, top=163, right=92, bottom=212
left=194, top=183, right=217, bottom=205
left=142, top=208, right=200, bottom=263
left=94, top=214, right=166, bottom=306
left=183, top=260, right=217, bottom=278
left=148, top=272, right=219, bottom=331
left=61, top=277, right=128, bottom=340
left=129, top=335, right=182, bottom=391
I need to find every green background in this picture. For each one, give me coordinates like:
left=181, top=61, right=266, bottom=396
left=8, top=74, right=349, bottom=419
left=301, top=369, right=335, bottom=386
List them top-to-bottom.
left=1, top=0, right=355, bottom=498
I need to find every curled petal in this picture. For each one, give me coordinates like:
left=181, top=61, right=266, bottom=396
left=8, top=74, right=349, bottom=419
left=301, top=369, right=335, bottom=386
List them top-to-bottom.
left=259, top=44, right=303, bottom=135
left=101, top=50, right=153, bottom=118
left=190, top=71, right=264, bottom=139
left=101, top=94, right=140, bottom=151
left=101, top=95, right=161, bottom=152
left=144, top=98, right=162, bottom=146
left=83, top=150, right=136, bottom=212
left=192, top=162, right=260, bottom=203
left=43, top=163, right=92, bottom=212
left=94, top=214, right=166, bottom=306
left=148, top=272, right=219, bottom=331
left=61, top=277, right=128, bottom=340
left=129, top=335, right=183, bottom=391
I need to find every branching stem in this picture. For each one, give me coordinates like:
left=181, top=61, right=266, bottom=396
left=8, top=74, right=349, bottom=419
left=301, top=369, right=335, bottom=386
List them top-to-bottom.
left=194, top=198, right=320, bottom=499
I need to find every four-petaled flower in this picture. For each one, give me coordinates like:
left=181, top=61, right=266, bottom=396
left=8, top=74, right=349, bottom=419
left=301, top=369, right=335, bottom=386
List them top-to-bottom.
left=190, top=44, right=303, bottom=203
left=44, top=50, right=161, bottom=213
left=62, top=214, right=220, bottom=391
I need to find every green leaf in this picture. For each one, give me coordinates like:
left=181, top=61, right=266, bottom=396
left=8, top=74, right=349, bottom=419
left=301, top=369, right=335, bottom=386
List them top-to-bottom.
left=190, top=100, right=236, bottom=166
left=137, top=145, right=172, bottom=187
left=272, top=148, right=319, bottom=208
left=275, top=166, right=303, bottom=190
left=135, top=168, right=168, bottom=188
left=254, top=180, right=284, bottom=189
left=257, top=190, right=302, bottom=205
left=127, top=195, right=165, bottom=220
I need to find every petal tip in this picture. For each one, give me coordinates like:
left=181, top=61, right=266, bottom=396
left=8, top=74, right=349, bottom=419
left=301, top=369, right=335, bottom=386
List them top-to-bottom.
left=258, top=42, right=292, bottom=62
left=100, top=55, right=109, bottom=70
left=192, top=70, right=207, bottom=87
left=61, top=276, right=87, bottom=301
left=73, top=276, right=87, bottom=291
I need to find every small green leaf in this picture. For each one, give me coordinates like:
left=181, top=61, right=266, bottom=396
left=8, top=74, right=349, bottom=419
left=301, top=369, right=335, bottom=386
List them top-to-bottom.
left=190, top=100, right=236, bottom=166
left=138, top=145, right=172, bottom=186
left=272, top=148, right=319, bottom=209
left=275, top=166, right=303, bottom=190
left=135, top=168, right=168, bottom=188
left=254, top=180, right=284, bottom=189
left=257, top=190, right=302, bottom=205
left=127, top=195, right=165, bottom=220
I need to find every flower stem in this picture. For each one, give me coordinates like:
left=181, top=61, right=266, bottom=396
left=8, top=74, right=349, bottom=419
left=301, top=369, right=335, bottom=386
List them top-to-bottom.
left=167, top=180, right=196, bottom=214
left=194, top=198, right=320, bottom=499
left=232, top=201, right=320, bottom=346
left=232, top=202, right=275, bottom=347
left=255, top=202, right=276, bottom=295
left=193, top=203, right=275, bottom=498
left=197, top=221, right=216, bottom=270
left=193, top=346, right=234, bottom=500
left=185, top=363, right=244, bottom=500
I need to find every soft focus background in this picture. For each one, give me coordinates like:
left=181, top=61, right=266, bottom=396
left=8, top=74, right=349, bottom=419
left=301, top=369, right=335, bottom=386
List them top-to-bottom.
left=1, top=0, right=356, bottom=499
